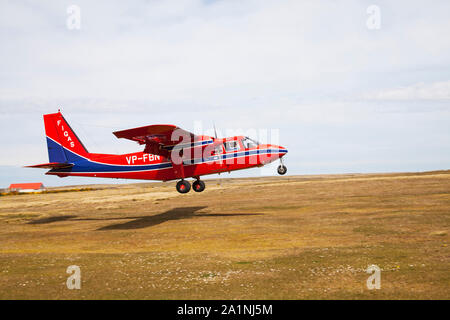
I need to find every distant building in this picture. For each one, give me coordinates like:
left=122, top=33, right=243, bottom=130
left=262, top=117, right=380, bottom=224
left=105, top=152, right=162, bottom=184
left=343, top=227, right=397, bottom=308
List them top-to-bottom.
left=8, top=183, right=45, bottom=193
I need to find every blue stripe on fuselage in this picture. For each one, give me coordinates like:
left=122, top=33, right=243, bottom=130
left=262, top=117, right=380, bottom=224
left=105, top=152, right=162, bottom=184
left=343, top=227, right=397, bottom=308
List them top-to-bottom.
left=47, top=139, right=172, bottom=173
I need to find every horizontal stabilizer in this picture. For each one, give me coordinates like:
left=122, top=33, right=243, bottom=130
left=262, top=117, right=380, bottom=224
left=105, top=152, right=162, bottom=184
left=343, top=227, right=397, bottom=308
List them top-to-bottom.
left=25, top=162, right=74, bottom=169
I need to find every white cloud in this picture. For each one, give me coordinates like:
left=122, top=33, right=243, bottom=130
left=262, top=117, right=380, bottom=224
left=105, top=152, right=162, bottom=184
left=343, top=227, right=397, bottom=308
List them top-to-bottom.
left=2, top=0, right=450, bottom=104
left=363, top=81, right=450, bottom=100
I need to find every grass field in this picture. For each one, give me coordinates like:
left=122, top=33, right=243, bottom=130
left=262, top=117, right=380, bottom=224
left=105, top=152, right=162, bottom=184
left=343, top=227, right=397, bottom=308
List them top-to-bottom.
left=0, top=171, right=449, bottom=299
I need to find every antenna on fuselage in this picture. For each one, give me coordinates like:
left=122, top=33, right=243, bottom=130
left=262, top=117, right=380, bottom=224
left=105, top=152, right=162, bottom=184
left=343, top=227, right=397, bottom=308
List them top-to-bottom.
left=213, top=123, right=218, bottom=139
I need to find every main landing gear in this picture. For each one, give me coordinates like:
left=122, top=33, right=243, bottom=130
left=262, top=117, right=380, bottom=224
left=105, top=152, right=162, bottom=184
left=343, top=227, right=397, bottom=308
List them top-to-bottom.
left=277, top=158, right=287, bottom=175
left=176, top=179, right=206, bottom=193
left=176, top=180, right=191, bottom=193
left=192, top=180, right=206, bottom=192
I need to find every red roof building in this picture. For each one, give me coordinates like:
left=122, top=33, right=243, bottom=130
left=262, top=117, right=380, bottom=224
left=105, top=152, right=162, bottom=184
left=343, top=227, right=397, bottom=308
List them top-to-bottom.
left=9, top=183, right=45, bottom=192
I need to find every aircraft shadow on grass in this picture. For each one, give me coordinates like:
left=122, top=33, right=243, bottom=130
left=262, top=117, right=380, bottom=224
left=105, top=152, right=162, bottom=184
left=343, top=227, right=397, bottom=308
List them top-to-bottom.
left=27, top=206, right=263, bottom=230
left=27, top=215, right=78, bottom=224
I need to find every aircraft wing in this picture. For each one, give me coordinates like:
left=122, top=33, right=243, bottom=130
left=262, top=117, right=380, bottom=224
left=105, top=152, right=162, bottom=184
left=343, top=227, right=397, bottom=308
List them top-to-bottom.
left=113, top=125, right=214, bottom=157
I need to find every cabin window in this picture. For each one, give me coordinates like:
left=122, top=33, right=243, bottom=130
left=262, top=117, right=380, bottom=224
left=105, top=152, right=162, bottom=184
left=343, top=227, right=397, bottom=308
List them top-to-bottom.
left=242, top=137, right=259, bottom=149
left=225, top=141, right=240, bottom=152
left=214, top=144, right=224, bottom=155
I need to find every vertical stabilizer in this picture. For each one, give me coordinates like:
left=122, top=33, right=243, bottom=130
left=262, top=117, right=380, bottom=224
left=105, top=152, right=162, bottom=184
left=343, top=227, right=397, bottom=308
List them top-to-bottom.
left=43, top=111, right=89, bottom=163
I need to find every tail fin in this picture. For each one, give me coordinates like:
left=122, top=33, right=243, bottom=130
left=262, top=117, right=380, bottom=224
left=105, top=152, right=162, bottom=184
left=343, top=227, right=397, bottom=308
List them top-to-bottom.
left=44, top=111, right=90, bottom=163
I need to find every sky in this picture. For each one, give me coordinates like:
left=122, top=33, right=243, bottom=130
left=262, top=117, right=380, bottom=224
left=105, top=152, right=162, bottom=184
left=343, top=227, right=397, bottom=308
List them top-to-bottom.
left=0, top=0, right=449, bottom=187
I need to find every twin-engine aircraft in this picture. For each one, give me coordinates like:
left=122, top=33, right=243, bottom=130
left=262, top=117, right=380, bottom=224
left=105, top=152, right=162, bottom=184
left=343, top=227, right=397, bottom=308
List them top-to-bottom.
left=28, top=111, right=288, bottom=193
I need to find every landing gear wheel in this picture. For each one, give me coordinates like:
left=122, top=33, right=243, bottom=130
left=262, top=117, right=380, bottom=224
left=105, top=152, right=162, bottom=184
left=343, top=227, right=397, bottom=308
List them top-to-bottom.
left=277, top=165, right=287, bottom=175
left=176, top=180, right=191, bottom=193
left=192, top=180, right=206, bottom=192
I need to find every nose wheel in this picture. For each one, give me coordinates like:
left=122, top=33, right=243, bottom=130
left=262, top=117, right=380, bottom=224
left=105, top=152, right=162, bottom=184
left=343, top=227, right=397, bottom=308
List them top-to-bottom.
left=277, top=158, right=287, bottom=175
left=277, top=165, right=287, bottom=175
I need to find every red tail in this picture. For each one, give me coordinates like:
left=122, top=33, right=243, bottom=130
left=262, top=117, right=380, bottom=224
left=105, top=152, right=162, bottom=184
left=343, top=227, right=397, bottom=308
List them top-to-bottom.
left=44, top=111, right=90, bottom=162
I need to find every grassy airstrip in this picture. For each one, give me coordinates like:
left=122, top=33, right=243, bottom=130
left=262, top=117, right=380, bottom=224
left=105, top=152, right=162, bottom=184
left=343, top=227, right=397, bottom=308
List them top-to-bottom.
left=0, top=171, right=449, bottom=299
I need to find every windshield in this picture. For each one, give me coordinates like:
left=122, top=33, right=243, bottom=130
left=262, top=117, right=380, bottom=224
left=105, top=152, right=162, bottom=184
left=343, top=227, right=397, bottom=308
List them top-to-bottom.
left=242, top=137, right=259, bottom=149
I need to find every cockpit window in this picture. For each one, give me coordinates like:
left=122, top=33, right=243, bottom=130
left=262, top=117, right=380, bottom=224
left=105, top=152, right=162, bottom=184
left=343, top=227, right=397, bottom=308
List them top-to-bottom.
left=242, top=137, right=259, bottom=149
left=225, top=140, right=240, bottom=152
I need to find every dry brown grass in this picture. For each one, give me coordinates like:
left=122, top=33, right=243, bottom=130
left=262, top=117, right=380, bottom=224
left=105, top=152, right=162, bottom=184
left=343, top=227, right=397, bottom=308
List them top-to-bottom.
left=0, top=171, right=449, bottom=299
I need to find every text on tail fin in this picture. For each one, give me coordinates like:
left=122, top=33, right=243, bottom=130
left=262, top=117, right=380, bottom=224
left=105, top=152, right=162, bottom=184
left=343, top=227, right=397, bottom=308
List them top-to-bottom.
left=44, top=111, right=89, bottom=163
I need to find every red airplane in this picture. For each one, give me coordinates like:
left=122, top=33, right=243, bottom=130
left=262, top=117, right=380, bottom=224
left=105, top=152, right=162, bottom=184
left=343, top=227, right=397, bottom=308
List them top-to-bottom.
left=28, top=111, right=288, bottom=193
